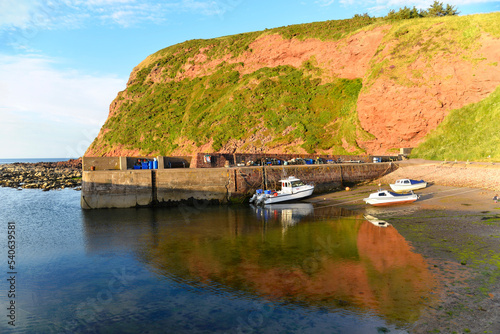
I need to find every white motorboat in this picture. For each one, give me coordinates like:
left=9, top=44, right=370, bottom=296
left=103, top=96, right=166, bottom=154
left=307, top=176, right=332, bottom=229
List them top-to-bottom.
left=249, top=176, right=314, bottom=206
left=389, top=179, right=427, bottom=193
left=363, top=189, right=419, bottom=206
left=364, top=214, right=390, bottom=227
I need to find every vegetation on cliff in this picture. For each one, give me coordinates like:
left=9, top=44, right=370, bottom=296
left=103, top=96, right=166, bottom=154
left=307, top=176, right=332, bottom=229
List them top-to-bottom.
left=384, top=1, right=459, bottom=20
left=87, top=9, right=500, bottom=159
left=89, top=15, right=377, bottom=156
left=104, top=65, right=368, bottom=155
left=412, top=86, right=500, bottom=161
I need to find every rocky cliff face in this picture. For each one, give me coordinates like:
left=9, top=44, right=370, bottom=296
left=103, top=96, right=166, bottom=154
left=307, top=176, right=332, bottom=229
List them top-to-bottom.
left=86, top=13, right=500, bottom=157
left=358, top=32, right=500, bottom=154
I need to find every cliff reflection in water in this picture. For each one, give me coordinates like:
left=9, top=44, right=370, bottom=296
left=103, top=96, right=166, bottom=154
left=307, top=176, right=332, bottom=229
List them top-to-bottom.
left=83, top=203, right=437, bottom=326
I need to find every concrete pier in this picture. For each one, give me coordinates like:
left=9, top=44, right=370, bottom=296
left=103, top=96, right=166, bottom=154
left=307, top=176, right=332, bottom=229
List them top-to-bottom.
left=81, top=162, right=397, bottom=209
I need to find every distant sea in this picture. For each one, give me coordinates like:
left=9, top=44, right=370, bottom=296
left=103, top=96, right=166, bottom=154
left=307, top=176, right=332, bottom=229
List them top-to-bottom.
left=0, top=158, right=73, bottom=164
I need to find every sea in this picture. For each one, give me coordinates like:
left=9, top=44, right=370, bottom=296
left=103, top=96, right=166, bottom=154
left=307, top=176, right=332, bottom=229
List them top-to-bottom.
left=0, top=158, right=74, bottom=165
left=0, top=159, right=435, bottom=333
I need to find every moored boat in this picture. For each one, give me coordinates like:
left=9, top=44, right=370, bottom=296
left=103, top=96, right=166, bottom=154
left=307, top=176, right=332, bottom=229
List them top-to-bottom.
left=249, top=176, right=314, bottom=206
left=389, top=179, right=427, bottom=193
left=363, top=189, right=419, bottom=206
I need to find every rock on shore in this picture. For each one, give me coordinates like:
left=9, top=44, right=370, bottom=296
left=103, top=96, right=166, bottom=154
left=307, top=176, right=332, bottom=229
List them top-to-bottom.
left=0, top=159, right=82, bottom=191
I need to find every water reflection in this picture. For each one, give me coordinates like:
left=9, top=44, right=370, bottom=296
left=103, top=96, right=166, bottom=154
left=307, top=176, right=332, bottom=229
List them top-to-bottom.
left=251, top=203, right=314, bottom=232
left=82, top=204, right=437, bottom=327
left=364, top=214, right=390, bottom=227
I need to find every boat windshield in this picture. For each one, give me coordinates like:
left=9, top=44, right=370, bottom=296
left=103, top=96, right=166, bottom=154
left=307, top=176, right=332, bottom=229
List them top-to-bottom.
left=290, top=180, right=305, bottom=187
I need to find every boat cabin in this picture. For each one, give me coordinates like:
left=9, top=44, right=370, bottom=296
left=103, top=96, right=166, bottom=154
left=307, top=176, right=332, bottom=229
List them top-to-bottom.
left=280, top=177, right=305, bottom=194
left=394, top=179, right=424, bottom=185
left=371, top=190, right=412, bottom=198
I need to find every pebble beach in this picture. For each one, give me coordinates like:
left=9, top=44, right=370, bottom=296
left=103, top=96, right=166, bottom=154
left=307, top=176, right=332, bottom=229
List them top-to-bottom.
left=0, top=159, right=82, bottom=191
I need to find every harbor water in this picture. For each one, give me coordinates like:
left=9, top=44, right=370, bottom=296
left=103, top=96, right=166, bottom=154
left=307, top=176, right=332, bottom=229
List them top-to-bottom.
left=0, top=186, right=439, bottom=333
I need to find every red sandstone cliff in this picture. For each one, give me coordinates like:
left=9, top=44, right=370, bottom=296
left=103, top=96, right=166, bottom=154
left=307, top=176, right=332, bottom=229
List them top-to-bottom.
left=86, top=14, right=500, bottom=157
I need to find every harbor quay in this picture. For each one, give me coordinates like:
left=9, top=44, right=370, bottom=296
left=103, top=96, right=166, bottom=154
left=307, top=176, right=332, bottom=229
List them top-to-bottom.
left=81, top=155, right=399, bottom=209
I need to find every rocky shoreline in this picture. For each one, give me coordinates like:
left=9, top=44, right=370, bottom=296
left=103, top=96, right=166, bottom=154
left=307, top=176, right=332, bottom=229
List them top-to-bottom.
left=0, top=159, right=82, bottom=191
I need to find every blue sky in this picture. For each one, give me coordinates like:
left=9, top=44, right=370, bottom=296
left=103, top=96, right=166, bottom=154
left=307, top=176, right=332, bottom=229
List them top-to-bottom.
left=1, top=0, right=499, bottom=158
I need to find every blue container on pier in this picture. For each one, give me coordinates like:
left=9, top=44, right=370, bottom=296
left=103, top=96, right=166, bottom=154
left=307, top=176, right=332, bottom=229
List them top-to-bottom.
left=153, top=160, right=158, bottom=169
left=148, top=161, right=153, bottom=169
left=141, top=162, right=148, bottom=169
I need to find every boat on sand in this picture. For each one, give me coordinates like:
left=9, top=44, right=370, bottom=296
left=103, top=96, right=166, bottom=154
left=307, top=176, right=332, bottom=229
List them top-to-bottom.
left=389, top=179, right=427, bottom=193
left=363, top=189, right=419, bottom=206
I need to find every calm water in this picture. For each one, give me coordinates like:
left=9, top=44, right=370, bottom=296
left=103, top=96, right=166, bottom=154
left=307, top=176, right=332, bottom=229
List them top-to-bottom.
left=0, top=187, right=437, bottom=333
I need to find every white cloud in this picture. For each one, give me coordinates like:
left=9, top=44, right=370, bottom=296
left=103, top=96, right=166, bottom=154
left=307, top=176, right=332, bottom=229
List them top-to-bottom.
left=0, top=0, right=245, bottom=32
left=0, top=0, right=160, bottom=31
left=0, top=0, right=38, bottom=29
left=85, top=0, right=137, bottom=5
left=178, top=0, right=242, bottom=16
left=315, top=0, right=336, bottom=7
left=0, top=54, right=126, bottom=158
left=0, top=54, right=125, bottom=125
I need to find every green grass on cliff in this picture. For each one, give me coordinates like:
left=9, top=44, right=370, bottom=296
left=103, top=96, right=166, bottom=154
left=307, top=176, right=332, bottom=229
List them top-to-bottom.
left=366, top=12, right=500, bottom=88
left=143, top=15, right=376, bottom=68
left=103, top=64, right=370, bottom=155
left=412, top=86, right=500, bottom=161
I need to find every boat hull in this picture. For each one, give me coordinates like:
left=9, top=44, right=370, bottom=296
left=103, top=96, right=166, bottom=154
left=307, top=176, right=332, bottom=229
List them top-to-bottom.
left=389, top=180, right=427, bottom=193
left=262, top=187, right=314, bottom=205
left=363, top=189, right=419, bottom=206
left=364, top=197, right=418, bottom=206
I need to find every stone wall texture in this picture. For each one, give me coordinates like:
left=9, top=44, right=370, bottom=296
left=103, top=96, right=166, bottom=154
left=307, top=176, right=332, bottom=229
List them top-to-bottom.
left=81, top=162, right=397, bottom=209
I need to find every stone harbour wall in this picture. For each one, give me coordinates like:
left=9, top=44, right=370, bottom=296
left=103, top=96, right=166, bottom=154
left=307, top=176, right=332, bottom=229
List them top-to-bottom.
left=81, top=162, right=397, bottom=209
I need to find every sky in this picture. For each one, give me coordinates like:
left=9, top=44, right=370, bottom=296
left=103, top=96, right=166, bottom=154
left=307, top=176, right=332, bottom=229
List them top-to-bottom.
left=1, top=0, right=499, bottom=158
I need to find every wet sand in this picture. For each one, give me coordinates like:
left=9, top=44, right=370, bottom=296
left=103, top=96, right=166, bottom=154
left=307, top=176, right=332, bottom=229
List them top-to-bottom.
left=306, top=162, right=500, bottom=333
